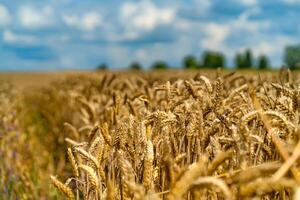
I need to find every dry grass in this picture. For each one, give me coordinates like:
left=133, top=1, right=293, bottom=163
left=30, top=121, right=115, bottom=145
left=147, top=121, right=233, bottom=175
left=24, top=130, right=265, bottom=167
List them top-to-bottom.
left=1, top=70, right=300, bottom=199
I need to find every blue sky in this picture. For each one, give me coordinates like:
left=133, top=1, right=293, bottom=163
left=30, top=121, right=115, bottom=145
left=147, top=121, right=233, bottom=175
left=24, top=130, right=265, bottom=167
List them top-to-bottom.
left=0, top=0, right=300, bottom=70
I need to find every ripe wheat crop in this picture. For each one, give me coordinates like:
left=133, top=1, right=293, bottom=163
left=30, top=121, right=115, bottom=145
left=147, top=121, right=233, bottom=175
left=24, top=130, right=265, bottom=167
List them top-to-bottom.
left=2, top=70, right=300, bottom=199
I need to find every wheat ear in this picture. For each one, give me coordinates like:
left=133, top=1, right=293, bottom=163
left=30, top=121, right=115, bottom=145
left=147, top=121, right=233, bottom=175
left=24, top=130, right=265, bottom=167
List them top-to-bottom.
left=50, top=175, right=75, bottom=199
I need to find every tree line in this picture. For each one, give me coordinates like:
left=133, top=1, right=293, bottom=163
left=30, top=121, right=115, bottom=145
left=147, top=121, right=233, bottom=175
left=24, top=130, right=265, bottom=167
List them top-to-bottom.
left=97, top=45, right=300, bottom=70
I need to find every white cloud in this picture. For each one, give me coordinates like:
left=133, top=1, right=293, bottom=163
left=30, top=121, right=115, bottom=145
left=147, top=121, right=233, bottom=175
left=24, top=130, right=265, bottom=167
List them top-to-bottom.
left=193, top=0, right=212, bottom=14
left=236, top=0, right=257, bottom=6
left=282, top=0, right=300, bottom=4
left=120, top=1, right=176, bottom=39
left=0, top=4, right=11, bottom=27
left=18, top=6, right=54, bottom=28
left=196, top=6, right=281, bottom=66
left=200, top=7, right=269, bottom=51
left=230, top=7, right=270, bottom=34
left=63, top=12, right=102, bottom=31
left=176, top=19, right=191, bottom=31
left=201, top=23, right=230, bottom=51
left=3, top=30, right=38, bottom=44
left=216, top=34, right=295, bottom=67
left=129, top=35, right=195, bottom=68
left=243, top=36, right=296, bottom=66
left=250, top=36, right=296, bottom=56
left=250, top=42, right=275, bottom=56
left=106, top=46, right=131, bottom=67
left=135, top=49, right=148, bottom=60
left=59, top=56, right=74, bottom=68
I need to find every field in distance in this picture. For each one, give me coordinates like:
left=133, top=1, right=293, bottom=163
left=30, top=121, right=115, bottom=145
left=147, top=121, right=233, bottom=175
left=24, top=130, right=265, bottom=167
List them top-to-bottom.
left=0, top=69, right=273, bottom=90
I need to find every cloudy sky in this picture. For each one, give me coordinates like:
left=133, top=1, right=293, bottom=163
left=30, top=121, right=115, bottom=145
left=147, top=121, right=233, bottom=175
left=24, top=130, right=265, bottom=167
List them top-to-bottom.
left=0, top=0, right=299, bottom=70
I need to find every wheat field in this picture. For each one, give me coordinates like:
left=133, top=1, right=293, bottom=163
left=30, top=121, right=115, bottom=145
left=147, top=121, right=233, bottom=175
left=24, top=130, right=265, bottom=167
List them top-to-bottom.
left=1, top=70, right=300, bottom=199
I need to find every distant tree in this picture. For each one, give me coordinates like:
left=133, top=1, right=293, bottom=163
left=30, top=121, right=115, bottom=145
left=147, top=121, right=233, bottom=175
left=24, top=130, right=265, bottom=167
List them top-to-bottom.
left=284, top=45, right=300, bottom=70
left=234, top=49, right=254, bottom=69
left=245, top=49, right=253, bottom=68
left=202, top=51, right=225, bottom=68
left=234, top=53, right=244, bottom=69
left=183, top=55, right=198, bottom=69
left=257, top=55, right=270, bottom=70
left=151, top=61, right=169, bottom=70
left=129, top=62, right=142, bottom=70
left=97, top=63, right=108, bottom=70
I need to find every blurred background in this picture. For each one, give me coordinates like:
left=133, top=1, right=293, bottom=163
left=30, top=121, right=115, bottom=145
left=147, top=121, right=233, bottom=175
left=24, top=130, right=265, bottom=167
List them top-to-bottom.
left=0, top=0, right=300, bottom=71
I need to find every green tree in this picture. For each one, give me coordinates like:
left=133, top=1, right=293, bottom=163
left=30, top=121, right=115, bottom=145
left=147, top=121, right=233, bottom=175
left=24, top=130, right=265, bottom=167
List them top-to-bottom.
left=284, top=45, right=300, bottom=70
left=234, top=49, right=254, bottom=69
left=244, top=49, right=253, bottom=68
left=202, top=51, right=225, bottom=68
left=234, top=53, right=244, bottom=69
left=183, top=55, right=198, bottom=69
left=257, top=55, right=270, bottom=70
left=151, top=61, right=169, bottom=70
left=129, top=62, right=142, bottom=70
left=97, top=63, right=108, bottom=70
